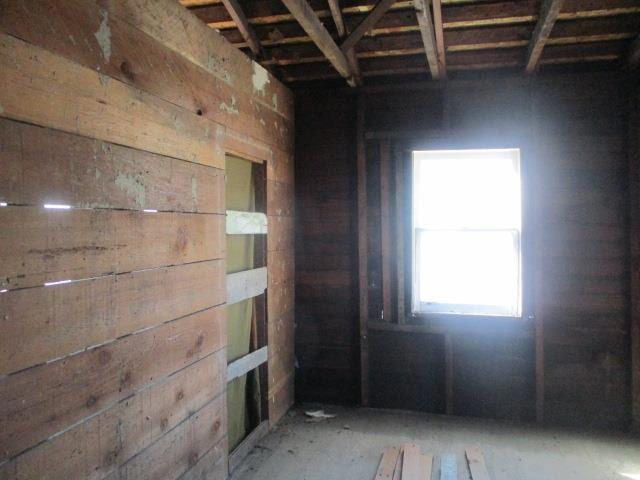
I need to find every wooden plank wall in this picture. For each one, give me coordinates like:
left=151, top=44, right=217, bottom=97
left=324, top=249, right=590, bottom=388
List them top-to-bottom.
left=0, top=1, right=294, bottom=478
left=293, top=72, right=632, bottom=430
left=295, top=92, right=360, bottom=404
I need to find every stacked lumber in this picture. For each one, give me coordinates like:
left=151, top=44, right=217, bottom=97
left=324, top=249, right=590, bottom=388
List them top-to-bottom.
left=374, top=445, right=490, bottom=480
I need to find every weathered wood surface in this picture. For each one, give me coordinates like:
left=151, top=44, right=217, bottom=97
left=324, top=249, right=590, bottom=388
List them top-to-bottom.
left=0, top=0, right=292, bottom=152
left=107, top=0, right=293, bottom=119
left=0, top=33, right=225, bottom=168
left=0, top=119, right=225, bottom=213
left=0, top=207, right=224, bottom=289
left=0, top=260, right=225, bottom=375
left=227, top=267, right=268, bottom=305
left=0, top=306, right=226, bottom=461
left=227, top=346, right=269, bottom=381
left=0, top=350, right=226, bottom=480
left=106, top=398, right=226, bottom=480
left=375, top=446, right=401, bottom=479
left=465, top=447, right=491, bottom=480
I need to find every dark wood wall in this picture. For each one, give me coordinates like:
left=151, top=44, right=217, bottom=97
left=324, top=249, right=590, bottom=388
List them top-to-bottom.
left=0, top=1, right=294, bottom=478
left=294, top=72, right=633, bottom=430
left=295, top=93, right=360, bottom=405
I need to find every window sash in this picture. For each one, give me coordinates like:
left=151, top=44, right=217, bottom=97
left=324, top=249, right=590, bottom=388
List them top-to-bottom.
left=412, top=228, right=522, bottom=317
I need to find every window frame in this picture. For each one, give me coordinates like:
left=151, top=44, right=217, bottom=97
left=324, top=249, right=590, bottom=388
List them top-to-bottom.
left=404, top=133, right=533, bottom=327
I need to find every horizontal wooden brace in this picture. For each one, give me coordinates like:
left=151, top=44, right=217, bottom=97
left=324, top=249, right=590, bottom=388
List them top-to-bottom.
left=226, top=210, right=268, bottom=234
left=226, top=267, right=268, bottom=305
left=227, top=346, right=268, bottom=382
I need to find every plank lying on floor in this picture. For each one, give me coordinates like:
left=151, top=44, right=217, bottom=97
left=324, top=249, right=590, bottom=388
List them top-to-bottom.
left=401, top=444, right=421, bottom=480
left=375, top=446, right=401, bottom=479
left=392, top=447, right=403, bottom=480
left=466, top=448, right=491, bottom=480
left=420, top=454, right=433, bottom=480
left=440, top=454, right=457, bottom=480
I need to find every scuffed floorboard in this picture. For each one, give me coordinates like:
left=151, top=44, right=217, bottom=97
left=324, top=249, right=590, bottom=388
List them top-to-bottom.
left=230, top=405, right=640, bottom=480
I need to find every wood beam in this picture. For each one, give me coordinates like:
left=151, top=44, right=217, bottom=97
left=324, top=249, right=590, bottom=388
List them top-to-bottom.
left=221, top=0, right=263, bottom=56
left=280, top=0, right=356, bottom=86
left=327, top=0, right=347, bottom=37
left=328, top=0, right=363, bottom=85
left=341, top=0, right=397, bottom=53
left=413, top=0, right=442, bottom=79
left=432, top=0, right=447, bottom=78
left=525, top=0, right=566, bottom=74
left=629, top=35, right=640, bottom=67
left=629, top=89, right=640, bottom=432
left=357, top=94, right=369, bottom=406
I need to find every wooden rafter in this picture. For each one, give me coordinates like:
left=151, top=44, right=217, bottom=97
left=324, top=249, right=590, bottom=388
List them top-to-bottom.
left=221, top=0, right=263, bottom=56
left=280, top=0, right=357, bottom=86
left=327, top=0, right=347, bottom=37
left=328, top=0, right=363, bottom=85
left=341, top=0, right=397, bottom=53
left=413, top=0, right=441, bottom=79
left=432, top=0, right=447, bottom=78
left=525, top=0, right=566, bottom=73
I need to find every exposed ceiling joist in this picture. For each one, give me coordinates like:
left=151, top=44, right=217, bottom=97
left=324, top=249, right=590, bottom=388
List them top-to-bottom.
left=220, top=0, right=262, bottom=56
left=280, top=0, right=357, bottom=86
left=341, top=0, right=398, bottom=53
left=413, top=0, right=442, bottom=79
left=432, top=0, right=447, bottom=78
left=525, top=0, right=566, bottom=73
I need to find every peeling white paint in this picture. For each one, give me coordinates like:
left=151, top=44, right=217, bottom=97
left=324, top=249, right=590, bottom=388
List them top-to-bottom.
left=94, top=10, right=112, bottom=62
left=252, top=62, right=270, bottom=95
left=220, top=95, right=239, bottom=115
left=115, top=171, right=145, bottom=209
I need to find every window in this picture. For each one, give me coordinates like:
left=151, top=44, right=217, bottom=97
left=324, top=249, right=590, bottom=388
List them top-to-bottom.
left=412, top=148, right=522, bottom=317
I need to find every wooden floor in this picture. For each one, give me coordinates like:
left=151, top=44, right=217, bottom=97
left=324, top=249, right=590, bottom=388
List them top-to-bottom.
left=230, top=405, right=640, bottom=480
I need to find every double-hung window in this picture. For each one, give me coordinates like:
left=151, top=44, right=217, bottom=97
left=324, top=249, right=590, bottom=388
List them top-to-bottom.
left=412, top=148, right=522, bottom=317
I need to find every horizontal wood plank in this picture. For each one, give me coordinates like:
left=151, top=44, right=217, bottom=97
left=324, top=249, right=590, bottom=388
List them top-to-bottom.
left=0, top=0, right=293, bottom=153
left=104, top=0, right=294, bottom=121
left=0, top=33, right=225, bottom=168
left=0, top=118, right=224, bottom=213
left=0, top=207, right=224, bottom=289
left=227, top=210, right=268, bottom=234
left=1, top=260, right=225, bottom=375
left=227, top=267, right=268, bottom=305
left=0, top=306, right=226, bottom=461
left=227, top=346, right=269, bottom=382
left=0, top=350, right=226, bottom=480
left=107, top=396, right=227, bottom=480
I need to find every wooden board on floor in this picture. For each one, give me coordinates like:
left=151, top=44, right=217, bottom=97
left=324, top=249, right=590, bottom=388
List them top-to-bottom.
left=401, top=444, right=421, bottom=480
left=375, top=446, right=401, bottom=479
left=392, top=447, right=404, bottom=480
left=466, top=448, right=491, bottom=480
left=420, top=454, right=433, bottom=480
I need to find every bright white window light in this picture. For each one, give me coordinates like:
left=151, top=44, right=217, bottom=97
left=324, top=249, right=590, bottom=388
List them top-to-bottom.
left=412, top=148, right=522, bottom=317
left=0, top=202, right=7, bottom=207
left=44, top=204, right=71, bottom=210
left=143, top=209, right=158, bottom=213
left=0, top=289, right=8, bottom=293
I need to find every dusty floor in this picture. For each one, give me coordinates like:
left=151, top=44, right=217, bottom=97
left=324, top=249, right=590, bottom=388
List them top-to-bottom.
left=230, top=405, right=640, bottom=480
